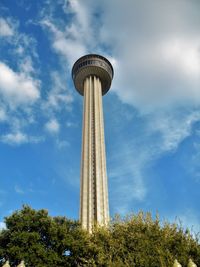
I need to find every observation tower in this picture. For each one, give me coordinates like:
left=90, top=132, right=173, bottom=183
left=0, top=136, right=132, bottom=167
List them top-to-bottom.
left=72, top=54, right=114, bottom=232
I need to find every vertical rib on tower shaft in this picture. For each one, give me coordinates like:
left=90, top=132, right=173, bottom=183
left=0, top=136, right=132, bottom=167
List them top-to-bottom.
left=80, top=76, right=109, bottom=232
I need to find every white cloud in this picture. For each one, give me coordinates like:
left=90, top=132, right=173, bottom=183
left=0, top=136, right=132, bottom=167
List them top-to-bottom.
left=40, top=0, right=100, bottom=65
left=63, top=0, right=89, bottom=30
left=97, top=0, right=200, bottom=111
left=0, top=16, right=38, bottom=64
left=0, top=17, right=42, bottom=146
left=0, top=18, right=14, bottom=37
left=41, top=19, right=87, bottom=65
left=53, top=38, right=86, bottom=65
left=162, top=39, right=200, bottom=78
left=110, top=40, right=200, bottom=112
left=19, top=56, right=35, bottom=74
left=0, top=62, right=40, bottom=107
left=44, top=71, right=73, bottom=112
left=107, top=104, right=200, bottom=212
left=0, top=108, right=7, bottom=121
left=147, top=110, right=200, bottom=152
left=45, top=118, right=60, bottom=134
left=66, top=121, right=77, bottom=128
left=1, top=131, right=43, bottom=145
left=1, top=132, right=28, bottom=144
left=108, top=133, right=151, bottom=212
left=56, top=139, right=70, bottom=149
left=14, top=185, right=24, bottom=194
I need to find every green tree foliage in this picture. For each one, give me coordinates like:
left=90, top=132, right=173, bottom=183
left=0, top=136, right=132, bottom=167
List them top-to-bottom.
left=0, top=206, right=88, bottom=267
left=0, top=207, right=199, bottom=266
left=87, top=213, right=200, bottom=267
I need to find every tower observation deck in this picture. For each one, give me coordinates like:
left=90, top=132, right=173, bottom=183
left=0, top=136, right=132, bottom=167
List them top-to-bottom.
left=72, top=54, right=113, bottom=232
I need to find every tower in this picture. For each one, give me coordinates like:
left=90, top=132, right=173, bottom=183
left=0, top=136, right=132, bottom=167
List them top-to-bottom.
left=72, top=54, right=114, bottom=232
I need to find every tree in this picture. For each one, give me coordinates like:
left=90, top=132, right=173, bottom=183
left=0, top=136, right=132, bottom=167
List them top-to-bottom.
left=0, top=206, right=88, bottom=266
left=0, top=207, right=200, bottom=266
left=85, top=212, right=200, bottom=266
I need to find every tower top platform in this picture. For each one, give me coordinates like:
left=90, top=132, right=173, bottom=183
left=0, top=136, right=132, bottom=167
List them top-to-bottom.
left=72, top=54, right=114, bottom=96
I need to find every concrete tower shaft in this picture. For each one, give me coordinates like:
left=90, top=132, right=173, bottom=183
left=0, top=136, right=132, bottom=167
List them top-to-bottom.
left=72, top=54, right=113, bottom=232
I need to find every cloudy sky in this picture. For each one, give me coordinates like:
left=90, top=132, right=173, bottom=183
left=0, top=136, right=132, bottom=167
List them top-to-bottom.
left=0, top=0, right=200, bottom=233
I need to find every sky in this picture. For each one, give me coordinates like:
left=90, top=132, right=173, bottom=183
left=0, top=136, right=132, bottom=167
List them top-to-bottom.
left=0, top=0, right=200, bottom=234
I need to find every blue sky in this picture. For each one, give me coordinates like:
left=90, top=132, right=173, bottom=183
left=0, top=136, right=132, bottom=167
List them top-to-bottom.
left=0, top=0, right=200, bottom=233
